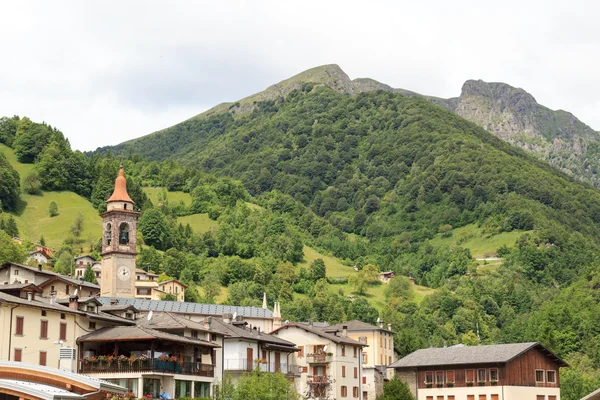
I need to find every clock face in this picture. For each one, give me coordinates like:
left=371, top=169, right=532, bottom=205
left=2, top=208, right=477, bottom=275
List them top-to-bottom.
left=117, top=266, right=131, bottom=281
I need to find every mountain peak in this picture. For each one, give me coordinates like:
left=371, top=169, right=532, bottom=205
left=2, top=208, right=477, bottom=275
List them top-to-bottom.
left=460, top=79, right=538, bottom=108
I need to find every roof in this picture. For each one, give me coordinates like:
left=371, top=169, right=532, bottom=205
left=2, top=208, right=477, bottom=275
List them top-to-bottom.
left=106, top=165, right=134, bottom=203
left=29, top=249, right=52, bottom=258
left=2, top=262, right=54, bottom=277
left=1, top=263, right=100, bottom=289
left=136, top=268, right=158, bottom=276
left=38, top=275, right=100, bottom=290
left=158, top=279, right=188, bottom=288
left=0, top=282, right=43, bottom=293
left=0, top=291, right=83, bottom=315
left=58, top=297, right=102, bottom=306
left=97, top=297, right=274, bottom=318
left=100, top=304, right=139, bottom=312
left=137, top=312, right=214, bottom=333
left=211, top=318, right=298, bottom=350
left=326, top=320, right=396, bottom=334
left=271, top=323, right=367, bottom=346
left=77, top=325, right=220, bottom=347
left=389, top=342, right=569, bottom=368
left=0, top=361, right=127, bottom=396
left=0, top=379, right=84, bottom=400
left=582, top=387, right=600, bottom=400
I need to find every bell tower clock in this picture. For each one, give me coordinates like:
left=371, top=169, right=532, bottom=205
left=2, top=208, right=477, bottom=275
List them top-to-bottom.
left=100, top=165, right=140, bottom=298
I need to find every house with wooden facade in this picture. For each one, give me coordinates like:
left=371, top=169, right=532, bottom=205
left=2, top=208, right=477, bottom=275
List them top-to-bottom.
left=390, top=342, right=567, bottom=400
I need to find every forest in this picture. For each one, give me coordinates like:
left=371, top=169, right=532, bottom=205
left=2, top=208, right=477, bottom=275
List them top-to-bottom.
left=4, top=87, right=600, bottom=398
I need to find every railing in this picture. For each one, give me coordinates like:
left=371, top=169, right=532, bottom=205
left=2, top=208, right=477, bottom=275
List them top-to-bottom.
left=306, top=353, right=333, bottom=364
left=80, top=359, right=214, bottom=377
left=224, top=359, right=299, bottom=375
left=307, top=375, right=332, bottom=385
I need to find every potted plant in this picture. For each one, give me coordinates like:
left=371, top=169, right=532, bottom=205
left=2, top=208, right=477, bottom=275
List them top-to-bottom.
left=106, top=355, right=115, bottom=366
left=491, top=379, right=498, bottom=385
left=466, top=380, right=474, bottom=386
left=478, top=380, right=486, bottom=386
left=446, top=381, right=454, bottom=387
left=425, top=382, right=433, bottom=388
left=436, top=382, right=443, bottom=388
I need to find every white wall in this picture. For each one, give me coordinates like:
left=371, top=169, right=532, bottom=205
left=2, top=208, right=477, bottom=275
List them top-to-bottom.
left=415, top=386, right=561, bottom=400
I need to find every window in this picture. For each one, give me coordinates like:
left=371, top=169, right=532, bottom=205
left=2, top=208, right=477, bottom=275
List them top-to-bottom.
left=106, top=223, right=112, bottom=245
left=119, top=223, right=130, bottom=245
left=15, top=269, right=18, bottom=275
left=51, top=285, right=55, bottom=292
left=66, top=285, right=69, bottom=295
left=41, top=310, right=47, bottom=317
left=60, top=313, right=65, bottom=320
left=15, top=316, right=24, bottom=335
left=40, top=320, right=48, bottom=339
left=88, top=321, right=96, bottom=329
left=60, top=322, right=67, bottom=341
left=191, top=330, right=198, bottom=338
left=211, top=333, right=217, bottom=342
left=342, top=345, right=346, bottom=356
left=298, top=346, right=304, bottom=357
left=354, top=347, right=357, bottom=358
left=14, top=348, right=22, bottom=362
left=39, top=351, right=47, bottom=366
left=363, top=353, right=368, bottom=364
left=389, top=356, right=392, bottom=364
left=342, top=366, right=346, bottom=377
left=354, top=367, right=358, bottom=378
left=490, top=368, right=498, bottom=382
left=466, top=369, right=474, bottom=383
left=478, top=369, right=486, bottom=382
left=436, top=370, right=444, bottom=384
left=446, top=370, right=455, bottom=383
left=535, top=370, right=545, bottom=383
left=547, top=370, right=556, bottom=383
left=425, top=371, right=433, bottom=384
left=362, top=377, right=367, bottom=384
left=341, top=386, right=347, bottom=397
left=353, top=387, right=359, bottom=398
left=491, top=395, right=499, bottom=400
left=467, top=396, right=475, bottom=400
left=479, top=396, right=487, bottom=400
left=536, top=396, right=545, bottom=400
left=548, top=396, right=557, bottom=400
left=426, top=397, right=433, bottom=400
left=437, top=397, right=444, bottom=400
left=448, top=397, right=455, bottom=400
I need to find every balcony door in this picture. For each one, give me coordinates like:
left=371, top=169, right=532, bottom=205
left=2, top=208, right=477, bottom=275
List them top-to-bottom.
left=246, top=348, right=253, bottom=371
left=275, top=352, right=281, bottom=372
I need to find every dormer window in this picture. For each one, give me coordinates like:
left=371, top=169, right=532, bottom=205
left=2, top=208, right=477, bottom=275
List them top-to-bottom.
left=126, top=312, right=133, bottom=319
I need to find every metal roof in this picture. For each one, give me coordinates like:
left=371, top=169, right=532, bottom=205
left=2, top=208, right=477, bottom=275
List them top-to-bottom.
left=97, top=297, right=273, bottom=318
left=326, top=320, right=396, bottom=334
left=271, top=323, right=367, bottom=346
left=389, top=342, right=568, bottom=368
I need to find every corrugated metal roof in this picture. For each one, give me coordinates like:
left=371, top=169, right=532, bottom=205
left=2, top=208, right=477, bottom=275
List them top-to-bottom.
left=97, top=297, right=273, bottom=318
left=389, top=342, right=568, bottom=368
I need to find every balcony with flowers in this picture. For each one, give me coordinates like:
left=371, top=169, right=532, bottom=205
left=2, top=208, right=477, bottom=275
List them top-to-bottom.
left=77, top=326, right=219, bottom=377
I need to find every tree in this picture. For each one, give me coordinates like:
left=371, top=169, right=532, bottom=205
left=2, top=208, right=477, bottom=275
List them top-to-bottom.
left=0, top=152, right=20, bottom=211
left=23, top=171, right=42, bottom=195
left=48, top=201, right=59, bottom=217
left=138, top=208, right=172, bottom=250
left=70, top=212, right=85, bottom=237
left=4, top=216, right=18, bottom=237
left=0, top=231, right=26, bottom=265
left=39, top=236, right=45, bottom=246
left=54, top=251, right=74, bottom=275
left=309, top=258, right=326, bottom=281
left=83, top=264, right=98, bottom=284
left=349, top=264, right=379, bottom=295
left=202, top=274, right=222, bottom=303
left=385, top=276, right=414, bottom=301
left=160, top=293, right=178, bottom=301
left=347, top=297, right=379, bottom=325
left=461, top=330, right=479, bottom=346
left=232, top=370, right=299, bottom=400
left=376, top=375, right=415, bottom=400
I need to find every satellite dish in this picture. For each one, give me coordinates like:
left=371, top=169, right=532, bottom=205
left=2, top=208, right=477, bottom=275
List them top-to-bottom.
left=73, top=289, right=78, bottom=297
left=147, top=311, right=153, bottom=321
left=232, top=312, right=237, bottom=320
left=323, top=345, right=328, bottom=352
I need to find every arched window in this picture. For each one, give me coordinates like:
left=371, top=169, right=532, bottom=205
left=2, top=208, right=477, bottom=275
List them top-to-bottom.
left=119, top=222, right=129, bottom=245
left=105, top=223, right=112, bottom=246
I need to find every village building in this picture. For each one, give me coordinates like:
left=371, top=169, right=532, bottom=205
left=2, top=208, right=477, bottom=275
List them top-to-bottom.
left=28, top=249, right=52, bottom=266
left=377, top=271, right=396, bottom=284
left=326, top=320, right=396, bottom=399
left=271, top=322, right=367, bottom=400
left=390, top=342, right=567, bottom=400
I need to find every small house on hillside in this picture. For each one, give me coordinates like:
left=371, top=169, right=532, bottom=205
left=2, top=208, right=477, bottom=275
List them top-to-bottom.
left=28, top=249, right=52, bottom=265
left=377, top=271, right=396, bottom=284
left=390, top=342, right=567, bottom=400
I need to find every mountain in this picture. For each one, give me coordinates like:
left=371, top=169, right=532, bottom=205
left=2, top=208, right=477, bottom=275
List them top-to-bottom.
left=116, top=65, right=599, bottom=186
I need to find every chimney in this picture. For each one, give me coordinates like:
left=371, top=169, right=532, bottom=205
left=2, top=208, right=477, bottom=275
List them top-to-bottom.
left=50, top=291, right=56, bottom=305
left=27, top=292, right=32, bottom=302
left=69, top=296, right=79, bottom=309
left=110, top=299, right=119, bottom=305
left=273, top=302, right=282, bottom=329
left=222, top=313, right=232, bottom=323
left=203, top=318, right=210, bottom=329
left=379, top=320, right=384, bottom=329
left=388, top=323, right=392, bottom=331
left=342, top=325, right=348, bottom=337
left=258, top=327, right=261, bottom=336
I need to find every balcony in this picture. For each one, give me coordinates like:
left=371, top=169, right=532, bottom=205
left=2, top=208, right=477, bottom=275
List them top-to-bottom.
left=306, top=353, right=333, bottom=364
left=80, top=358, right=215, bottom=377
left=224, top=359, right=300, bottom=376
left=307, top=375, right=332, bottom=385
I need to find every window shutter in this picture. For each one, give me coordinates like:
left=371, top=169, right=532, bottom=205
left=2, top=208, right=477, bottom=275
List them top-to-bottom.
left=16, top=316, right=24, bottom=335
left=40, top=320, right=48, bottom=339
left=60, top=323, right=67, bottom=341
left=298, top=346, right=304, bottom=357
left=14, top=349, right=22, bottom=362
left=39, top=351, right=47, bottom=366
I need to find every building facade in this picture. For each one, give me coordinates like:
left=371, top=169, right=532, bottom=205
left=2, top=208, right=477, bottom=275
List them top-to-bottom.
left=271, top=322, right=366, bottom=400
left=391, top=342, right=567, bottom=400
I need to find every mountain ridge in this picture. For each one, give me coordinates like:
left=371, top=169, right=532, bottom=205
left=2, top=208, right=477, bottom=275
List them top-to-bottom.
left=115, top=64, right=599, bottom=186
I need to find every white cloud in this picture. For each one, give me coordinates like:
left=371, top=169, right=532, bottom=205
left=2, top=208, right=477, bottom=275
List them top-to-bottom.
left=1, top=0, right=599, bottom=151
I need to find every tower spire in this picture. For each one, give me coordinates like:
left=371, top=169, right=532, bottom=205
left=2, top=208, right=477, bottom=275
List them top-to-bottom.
left=106, top=164, right=134, bottom=204
left=262, top=292, right=267, bottom=309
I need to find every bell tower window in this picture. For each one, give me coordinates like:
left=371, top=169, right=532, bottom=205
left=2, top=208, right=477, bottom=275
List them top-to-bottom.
left=124, top=203, right=127, bottom=210
left=105, top=223, right=112, bottom=246
left=119, top=223, right=130, bottom=245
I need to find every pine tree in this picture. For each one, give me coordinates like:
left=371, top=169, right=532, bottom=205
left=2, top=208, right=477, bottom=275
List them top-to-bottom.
left=48, top=201, right=58, bottom=217
left=5, top=216, right=18, bottom=237
left=39, top=236, right=46, bottom=246
left=83, top=264, right=97, bottom=284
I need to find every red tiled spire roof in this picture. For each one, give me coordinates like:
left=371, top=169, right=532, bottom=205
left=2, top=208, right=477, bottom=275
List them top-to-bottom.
left=106, top=165, right=134, bottom=203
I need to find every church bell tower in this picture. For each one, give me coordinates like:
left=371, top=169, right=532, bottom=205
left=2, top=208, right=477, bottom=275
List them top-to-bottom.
left=100, top=165, right=139, bottom=298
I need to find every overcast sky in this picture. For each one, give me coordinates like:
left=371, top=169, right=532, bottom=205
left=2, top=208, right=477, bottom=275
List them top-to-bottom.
left=1, top=0, right=599, bottom=151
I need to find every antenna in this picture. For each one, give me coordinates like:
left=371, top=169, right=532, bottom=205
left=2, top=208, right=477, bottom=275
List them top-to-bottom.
left=147, top=311, right=153, bottom=321
left=376, top=317, right=381, bottom=323
left=323, top=345, right=328, bottom=352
